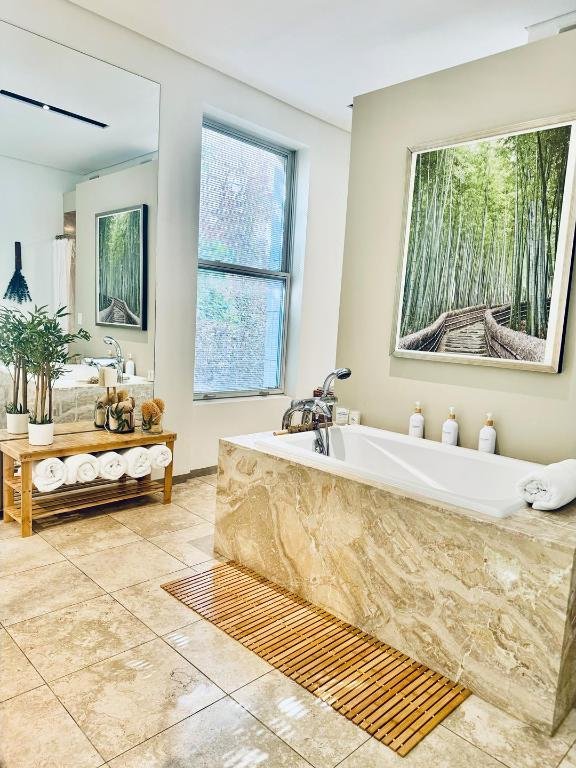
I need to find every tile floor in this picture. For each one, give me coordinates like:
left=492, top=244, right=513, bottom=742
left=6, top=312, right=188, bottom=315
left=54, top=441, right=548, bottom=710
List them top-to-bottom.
left=1, top=474, right=576, bottom=767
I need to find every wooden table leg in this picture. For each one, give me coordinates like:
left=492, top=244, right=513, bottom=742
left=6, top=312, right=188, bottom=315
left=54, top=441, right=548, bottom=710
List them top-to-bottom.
left=163, top=440, right=174, bottom=504
left=3, top=453, right=15, bottom=523
left=20, top=460, right=32, bottom=537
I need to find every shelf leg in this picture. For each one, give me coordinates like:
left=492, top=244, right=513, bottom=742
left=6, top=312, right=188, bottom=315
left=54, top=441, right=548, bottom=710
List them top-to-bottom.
left=163, top=440, right=174, bottom=504
left=3, top=454, right=15, bottom=523
left=20, top=461, right=32, bottom=537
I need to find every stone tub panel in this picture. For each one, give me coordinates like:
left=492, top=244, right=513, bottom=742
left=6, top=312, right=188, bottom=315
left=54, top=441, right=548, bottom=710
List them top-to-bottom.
left=215, top=439, right=576, bottom=735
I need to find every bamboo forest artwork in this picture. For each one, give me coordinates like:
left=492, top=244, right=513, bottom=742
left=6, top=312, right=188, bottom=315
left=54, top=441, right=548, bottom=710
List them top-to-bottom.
left=395, top=123, right=576, bottom=372
left=96, top=205, right=148, bottom=330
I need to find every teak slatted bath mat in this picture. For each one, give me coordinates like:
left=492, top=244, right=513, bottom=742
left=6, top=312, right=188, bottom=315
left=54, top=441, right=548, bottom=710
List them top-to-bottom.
left=162, top=562, right=470, bottom=756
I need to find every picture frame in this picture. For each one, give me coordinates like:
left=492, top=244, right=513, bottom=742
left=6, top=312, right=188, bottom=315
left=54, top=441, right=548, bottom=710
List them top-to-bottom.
left=393, top=118, right=576, bottom=373
left=95, top=204, right=148, bottom=330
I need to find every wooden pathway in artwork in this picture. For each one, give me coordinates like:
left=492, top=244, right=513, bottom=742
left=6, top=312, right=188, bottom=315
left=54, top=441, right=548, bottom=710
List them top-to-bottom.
left=437, top=320, right=488, bottom=355
left=162, top=561, right=470, bottom=757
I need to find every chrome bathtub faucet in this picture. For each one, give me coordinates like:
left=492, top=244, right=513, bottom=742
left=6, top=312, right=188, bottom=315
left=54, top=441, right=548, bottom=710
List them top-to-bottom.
left=281, top=368, right=351, bottom=456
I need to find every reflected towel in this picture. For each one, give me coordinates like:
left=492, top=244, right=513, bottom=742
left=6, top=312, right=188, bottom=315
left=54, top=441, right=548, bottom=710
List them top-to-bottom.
left=148, top=444, right=172, bottom=469
left=122, top=446, right=151, bottom=478
left=98, top=451, right=127, bottom=481
left=63, top=453, right=99, bottom=485
left=32, top=457, right=66, bottom=493
left=518, top=459, right=576, bottom=511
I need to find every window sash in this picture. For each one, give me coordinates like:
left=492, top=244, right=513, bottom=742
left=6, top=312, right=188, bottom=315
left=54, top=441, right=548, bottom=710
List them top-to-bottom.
left=194, top=119, right=295, bottom=399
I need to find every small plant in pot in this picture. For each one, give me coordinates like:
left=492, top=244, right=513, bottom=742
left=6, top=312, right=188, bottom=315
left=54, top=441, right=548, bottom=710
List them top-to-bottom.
left=25, top=306, right=90, bottom=446
left=0, top=307, right=30, bottom=434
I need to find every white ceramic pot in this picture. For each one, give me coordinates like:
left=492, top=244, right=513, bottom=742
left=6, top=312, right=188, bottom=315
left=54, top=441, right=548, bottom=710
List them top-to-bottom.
left=6, top=412, right=29, bottom=435
left=28, top=422, right=54, bottom=446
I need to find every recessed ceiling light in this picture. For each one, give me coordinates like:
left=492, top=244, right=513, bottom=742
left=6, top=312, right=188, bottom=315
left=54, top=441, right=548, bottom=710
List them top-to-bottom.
left=0, top=89, right=108, bottom=128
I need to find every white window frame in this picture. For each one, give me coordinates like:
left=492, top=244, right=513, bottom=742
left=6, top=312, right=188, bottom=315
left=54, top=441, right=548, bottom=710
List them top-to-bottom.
left=194, top=118, right=296, bottom=400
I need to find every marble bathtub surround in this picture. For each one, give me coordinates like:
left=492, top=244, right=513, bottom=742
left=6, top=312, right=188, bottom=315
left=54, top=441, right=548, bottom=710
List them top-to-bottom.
left=215, top=437, right=576, bottom=735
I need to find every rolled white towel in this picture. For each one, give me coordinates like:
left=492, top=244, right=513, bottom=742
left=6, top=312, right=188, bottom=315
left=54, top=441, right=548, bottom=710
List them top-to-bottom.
left=148, top=444, right=173, bottom=469
left=122, top=446, right=152, bottom=478
left=98, top=451, right=127, bottom=481
left=63, top=454, right=99, bottom=485
left=32, top=458, right=66, bottom=493
left=518, top=459, right=576, bottom=511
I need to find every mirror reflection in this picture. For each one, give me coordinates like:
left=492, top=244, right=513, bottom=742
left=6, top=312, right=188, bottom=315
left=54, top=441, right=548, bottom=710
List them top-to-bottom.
left=0, top=22, right=160, bottom=428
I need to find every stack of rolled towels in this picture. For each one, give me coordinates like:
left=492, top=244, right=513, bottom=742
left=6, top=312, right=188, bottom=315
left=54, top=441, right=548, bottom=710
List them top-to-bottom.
left=31, top=444, right=173, bottom=493
left=518, top=459, right=576, bottom=511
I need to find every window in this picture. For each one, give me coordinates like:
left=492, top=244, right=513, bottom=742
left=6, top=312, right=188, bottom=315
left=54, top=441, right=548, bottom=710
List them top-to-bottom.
left=194, top=119, right=295, bottom=398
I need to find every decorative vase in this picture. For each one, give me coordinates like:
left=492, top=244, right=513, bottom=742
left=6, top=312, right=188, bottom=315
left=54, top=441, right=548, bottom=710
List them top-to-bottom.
left=94, top=401, right=106, bottom=428
left=106, top=406, right=135, bottom=433
left=6, top=412, right=29, bottom=435
left=142, top=417, right=162, bottom=433
left=28, top=422, right=54, bottom=446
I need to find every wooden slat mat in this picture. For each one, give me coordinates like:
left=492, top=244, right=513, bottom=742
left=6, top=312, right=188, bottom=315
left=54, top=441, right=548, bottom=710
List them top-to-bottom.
left=162, top=561, right=470, bottom=757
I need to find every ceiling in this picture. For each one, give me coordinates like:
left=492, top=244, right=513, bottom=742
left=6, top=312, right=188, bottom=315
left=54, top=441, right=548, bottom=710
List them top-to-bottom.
left=68, top=0, right=576, bottom=130
left=0, top=21, right=159, bottom=174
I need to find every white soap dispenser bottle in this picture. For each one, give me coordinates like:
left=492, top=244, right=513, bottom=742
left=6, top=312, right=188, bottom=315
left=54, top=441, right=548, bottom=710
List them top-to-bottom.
left=125, top=353, right=135, bottom=377
left=408, top=401, right=424, bottom=438
left=442, top=407, right=459, bottom=446
left=478, top=413, right=496, bottom=453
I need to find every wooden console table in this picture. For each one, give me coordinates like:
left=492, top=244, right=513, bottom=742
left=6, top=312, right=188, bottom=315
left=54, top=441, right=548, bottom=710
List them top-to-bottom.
left=1, top=428, right=176, bottom=537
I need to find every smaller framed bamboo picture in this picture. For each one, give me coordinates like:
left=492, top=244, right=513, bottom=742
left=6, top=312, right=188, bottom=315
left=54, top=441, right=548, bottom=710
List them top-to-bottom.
left=394, top=120, right=576, bottom=372
left=96, top=204, right=148, bottom=330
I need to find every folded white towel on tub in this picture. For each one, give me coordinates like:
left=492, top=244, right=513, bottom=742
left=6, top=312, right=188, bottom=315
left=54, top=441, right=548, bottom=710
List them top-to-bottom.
left=148, top=444, right=172, bottom=469
left=122, top=446, right=152, bottom=478
left=98, top=451, right=127, bottom=481
left=63, top=453, right=99, bottom=485
left=32, top=457, right=66, bottom=493
left=518, top=459, right=576, bottom=511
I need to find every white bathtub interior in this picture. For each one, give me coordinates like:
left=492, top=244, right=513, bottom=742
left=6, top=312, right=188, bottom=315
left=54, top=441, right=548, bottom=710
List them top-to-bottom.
left=255, top=425, right=541, bottom=518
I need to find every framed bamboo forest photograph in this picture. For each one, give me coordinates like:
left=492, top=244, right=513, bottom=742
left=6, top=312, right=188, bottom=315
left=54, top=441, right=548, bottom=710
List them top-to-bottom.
left=394, top=120, right=576, bottom=372
left=96, top=205, right=148, bottom=330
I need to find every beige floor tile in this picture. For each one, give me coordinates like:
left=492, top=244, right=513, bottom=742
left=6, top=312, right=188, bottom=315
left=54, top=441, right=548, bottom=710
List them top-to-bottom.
left=197, top=473, right=217, bottom=487
left=171, top=482, right=216, bottom=522
left=109, top=502, right=206, bottom=538
left=37, top=515, right=141, bottom=558
left=0, top=520, right=22, bottom=540
left=149, top=525, right=217, bottom=566
left=0, top=534, right=64, bottom=577
left=70, top=539, right=185, bottom=591
left=0, top=561, right=105, bottom=626
left=112, top=568, right=201, bottom=635
left=7, top=594, right=155, bottom=681
left=165, top=619, right=272, bottom=692
left=0, top=628, right=43, bottom=702
left=51, top=637, right=224, bottom=761
left=232, top=669, right=369, bottom=767
left=0, top=686, right=103, bottom=768
left=443, top=695, right=576, bottom=768
left=107, top=696, right=311, bottom=767
left=337, top=727, right=503, bottom=767
left=559, top=745, right=576, bottom=767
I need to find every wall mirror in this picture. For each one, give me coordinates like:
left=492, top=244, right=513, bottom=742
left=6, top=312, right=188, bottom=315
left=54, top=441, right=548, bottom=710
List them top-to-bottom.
left=0, top=21, right=160, bottom=426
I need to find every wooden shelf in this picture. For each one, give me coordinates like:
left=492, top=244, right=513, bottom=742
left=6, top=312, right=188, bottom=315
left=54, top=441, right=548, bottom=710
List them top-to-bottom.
left=4, top=477, right=164, bottom=522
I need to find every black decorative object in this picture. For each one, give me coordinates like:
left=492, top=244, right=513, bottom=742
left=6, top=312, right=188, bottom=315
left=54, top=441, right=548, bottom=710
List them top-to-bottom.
left=3, top=242, right=31, bottom=304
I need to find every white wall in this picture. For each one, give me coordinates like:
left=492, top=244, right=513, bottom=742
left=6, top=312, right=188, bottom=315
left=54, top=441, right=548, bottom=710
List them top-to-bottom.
left=1, top=0, right=350, bottom=473
left=336, top=31, right=576, bottom=464
left=0, top=155, right=79, bottom=311
left=74, top=160, right=157, bottom=373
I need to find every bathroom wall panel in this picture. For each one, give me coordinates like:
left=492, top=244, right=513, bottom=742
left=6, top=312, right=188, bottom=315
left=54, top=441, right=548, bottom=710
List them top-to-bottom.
left=336, top=30, right=576, bottom=463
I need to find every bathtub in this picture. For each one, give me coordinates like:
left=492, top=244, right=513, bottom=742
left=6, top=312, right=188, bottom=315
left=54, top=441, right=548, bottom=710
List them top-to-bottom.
left=255, top=424, right=539, bottom=518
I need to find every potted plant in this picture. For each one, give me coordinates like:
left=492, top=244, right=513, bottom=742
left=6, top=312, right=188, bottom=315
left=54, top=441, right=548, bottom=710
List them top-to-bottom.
left=25, top=306, right=90, bottom=445
left=0, top=307, right=30, bottom=433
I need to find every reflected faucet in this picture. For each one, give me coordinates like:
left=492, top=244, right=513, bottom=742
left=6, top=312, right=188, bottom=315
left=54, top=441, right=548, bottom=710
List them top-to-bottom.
left=103, top=335, right=124, bottom=382
left=281, top=368, right=352, bottom=456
